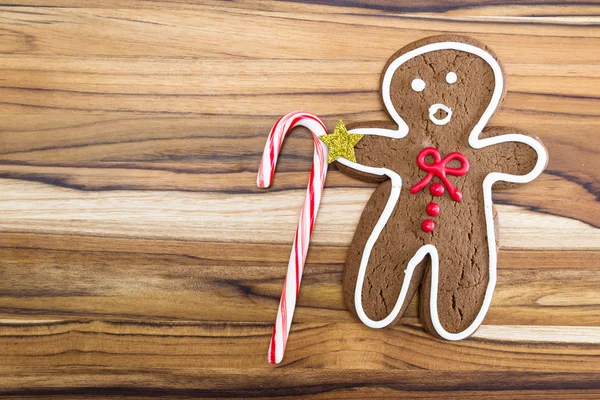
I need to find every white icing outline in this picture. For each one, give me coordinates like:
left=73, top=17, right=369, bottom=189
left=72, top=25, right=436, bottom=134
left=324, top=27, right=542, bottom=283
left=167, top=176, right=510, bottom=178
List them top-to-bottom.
left=338, top=41, right=548, bottom=340
left=411, top=78, right=426, bottom=92
left=428, top=103, right=452, bottom=125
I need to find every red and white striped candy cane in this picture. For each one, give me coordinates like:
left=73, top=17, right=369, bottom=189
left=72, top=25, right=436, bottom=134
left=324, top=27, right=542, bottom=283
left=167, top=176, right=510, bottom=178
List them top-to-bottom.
left=257, top=111, right=328, bottom=364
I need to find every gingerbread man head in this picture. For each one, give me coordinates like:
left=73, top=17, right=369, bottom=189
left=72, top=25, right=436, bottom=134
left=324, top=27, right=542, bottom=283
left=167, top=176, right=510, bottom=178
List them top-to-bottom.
left=336, top=35, right=548, bottom=340
left=381, top=36, right=504, bottom=145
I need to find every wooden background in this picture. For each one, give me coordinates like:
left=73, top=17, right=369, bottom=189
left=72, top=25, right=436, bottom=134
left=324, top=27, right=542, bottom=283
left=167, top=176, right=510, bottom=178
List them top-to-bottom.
left=1, top=0, right=599, bottom=398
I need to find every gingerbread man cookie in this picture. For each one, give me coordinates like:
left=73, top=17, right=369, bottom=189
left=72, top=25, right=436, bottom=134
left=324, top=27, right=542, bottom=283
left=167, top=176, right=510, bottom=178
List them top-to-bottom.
left=336, top=35, right=548, bottom=339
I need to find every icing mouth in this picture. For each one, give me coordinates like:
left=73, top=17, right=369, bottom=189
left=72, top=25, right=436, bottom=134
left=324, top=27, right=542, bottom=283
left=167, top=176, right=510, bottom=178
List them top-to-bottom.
left=429, top=103, right=452, bottom=126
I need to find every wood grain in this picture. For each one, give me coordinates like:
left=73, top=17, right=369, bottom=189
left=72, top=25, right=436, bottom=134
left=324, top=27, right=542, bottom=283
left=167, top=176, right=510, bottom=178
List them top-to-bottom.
left=1, top=0, right=599, bottom=398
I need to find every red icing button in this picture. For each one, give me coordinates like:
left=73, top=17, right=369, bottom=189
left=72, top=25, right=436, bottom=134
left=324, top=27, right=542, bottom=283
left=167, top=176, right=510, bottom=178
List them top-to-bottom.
left=429, top=183, right=445, bottom=197
left=426, top=202, right=440, bottom=217
left=421, top=219, right=435, bottom=233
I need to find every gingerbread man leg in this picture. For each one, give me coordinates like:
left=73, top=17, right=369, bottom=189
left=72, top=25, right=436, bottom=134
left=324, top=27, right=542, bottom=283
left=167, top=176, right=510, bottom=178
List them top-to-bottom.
left=344, top=180, right=428, bottom=326
left=418, top=198, right=497, bottom=337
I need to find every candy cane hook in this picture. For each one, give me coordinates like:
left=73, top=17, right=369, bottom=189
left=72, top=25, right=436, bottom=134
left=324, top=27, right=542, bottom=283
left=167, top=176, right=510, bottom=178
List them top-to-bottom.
left=257, top=111, right=328, bottom=364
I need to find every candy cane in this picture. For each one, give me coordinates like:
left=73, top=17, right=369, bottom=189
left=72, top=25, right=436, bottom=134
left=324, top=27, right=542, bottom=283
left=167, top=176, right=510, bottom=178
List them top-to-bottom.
left=257, top=111, right=328, bottom=364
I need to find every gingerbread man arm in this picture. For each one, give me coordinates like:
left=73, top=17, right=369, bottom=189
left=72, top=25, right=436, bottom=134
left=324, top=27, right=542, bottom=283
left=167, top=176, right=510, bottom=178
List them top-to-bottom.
left=334, top=121, right=405, bottom=183
left=471, top=127, right=549, bottom=189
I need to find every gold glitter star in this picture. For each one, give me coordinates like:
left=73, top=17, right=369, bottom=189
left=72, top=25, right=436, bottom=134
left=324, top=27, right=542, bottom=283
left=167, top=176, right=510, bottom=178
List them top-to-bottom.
left=320, top=120, right=364, bottom=164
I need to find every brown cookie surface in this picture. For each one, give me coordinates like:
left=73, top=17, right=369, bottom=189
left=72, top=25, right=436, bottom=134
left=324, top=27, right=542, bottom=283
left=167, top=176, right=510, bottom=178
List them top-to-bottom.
left=338, top=35, right=547, bottom=338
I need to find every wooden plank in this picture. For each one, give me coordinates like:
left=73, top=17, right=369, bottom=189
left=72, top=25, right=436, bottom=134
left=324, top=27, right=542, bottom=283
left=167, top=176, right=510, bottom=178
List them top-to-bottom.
left=1, top=0, right=599, bottom=15
left=0, top=6, right=599, bottom=63
left=1, top=56, right=599, bottom=98
left=0, top=179, right=597, bottom=248
left=2, top=232, right=597, bottom=267
left=0, top=235, right=598, bottom=324
left=0, top=320, right=600, bottom=371
left=0, top=367, right=599, bottom=399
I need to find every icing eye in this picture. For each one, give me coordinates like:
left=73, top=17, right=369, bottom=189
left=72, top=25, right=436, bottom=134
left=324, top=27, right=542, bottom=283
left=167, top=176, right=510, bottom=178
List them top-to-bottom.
left=446, top=72, right=457, bottom=84
left=411, top=78, right=426, bottom=92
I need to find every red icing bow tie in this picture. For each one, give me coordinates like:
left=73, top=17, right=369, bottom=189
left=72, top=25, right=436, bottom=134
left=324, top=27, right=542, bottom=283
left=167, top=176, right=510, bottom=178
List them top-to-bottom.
left=410, top=147, right=469, bottom=202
